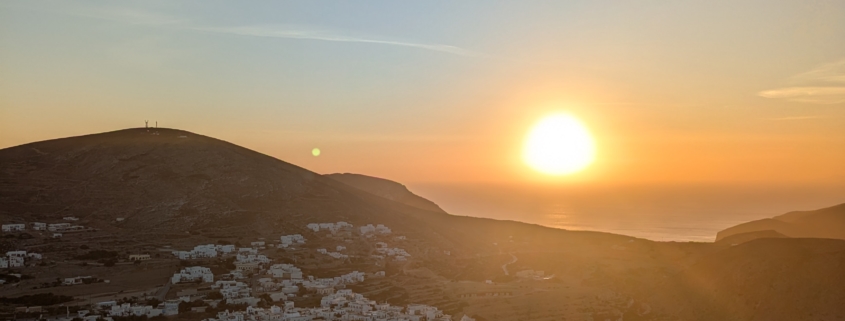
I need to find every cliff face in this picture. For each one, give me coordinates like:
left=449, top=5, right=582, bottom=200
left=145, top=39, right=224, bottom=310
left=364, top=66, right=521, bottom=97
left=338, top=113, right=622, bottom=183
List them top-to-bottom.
left=326, top=173, right=445, bottom=213
left=716, top=203, right=845, bottom=241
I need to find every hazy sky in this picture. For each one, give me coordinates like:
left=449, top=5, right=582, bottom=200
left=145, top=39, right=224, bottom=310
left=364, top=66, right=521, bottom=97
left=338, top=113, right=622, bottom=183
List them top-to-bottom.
left=2, top=1, right=845, bottom=186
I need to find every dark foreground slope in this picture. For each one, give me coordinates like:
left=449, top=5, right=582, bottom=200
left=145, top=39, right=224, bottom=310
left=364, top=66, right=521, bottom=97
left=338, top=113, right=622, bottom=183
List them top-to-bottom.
left=327, top=173, right=445, bottom=213
left=717, top=203, right=845, bottom=241
left=652, top=238, right=845, bottom=321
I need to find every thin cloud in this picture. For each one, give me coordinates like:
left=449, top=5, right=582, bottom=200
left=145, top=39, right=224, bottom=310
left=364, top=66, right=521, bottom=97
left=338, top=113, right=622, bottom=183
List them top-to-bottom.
left=57, top=5, right=480, bottom=58
left=192, top=25, right=481, bottom=57
left=759, top=58, right=845, bottom=104
left=790, top=59, right=845, bottom=84
left=758, top=87, right=845, bottom=104
left=766, top=115, right=823, bottom=121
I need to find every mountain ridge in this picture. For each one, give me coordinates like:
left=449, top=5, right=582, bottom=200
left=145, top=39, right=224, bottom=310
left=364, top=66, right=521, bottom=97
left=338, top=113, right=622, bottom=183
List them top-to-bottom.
left=326, top=173, right=445, bottom=214
left=716, top=203, right=845, bottom=241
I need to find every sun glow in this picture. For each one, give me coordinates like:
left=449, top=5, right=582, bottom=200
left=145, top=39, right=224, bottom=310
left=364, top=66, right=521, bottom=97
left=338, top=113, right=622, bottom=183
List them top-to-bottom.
left=523, top=113, right=596, bottom=175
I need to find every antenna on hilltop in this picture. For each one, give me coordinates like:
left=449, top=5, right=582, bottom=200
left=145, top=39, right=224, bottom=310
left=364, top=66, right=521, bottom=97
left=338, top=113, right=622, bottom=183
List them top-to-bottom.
left=145, top=120, right=148, bottom=128
left=156, top=121, right=158, bottom=128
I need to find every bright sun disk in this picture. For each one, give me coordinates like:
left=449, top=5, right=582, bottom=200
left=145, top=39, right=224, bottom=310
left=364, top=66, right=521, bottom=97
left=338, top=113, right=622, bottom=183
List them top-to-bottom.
left=523, top=113, right=596, bottom=175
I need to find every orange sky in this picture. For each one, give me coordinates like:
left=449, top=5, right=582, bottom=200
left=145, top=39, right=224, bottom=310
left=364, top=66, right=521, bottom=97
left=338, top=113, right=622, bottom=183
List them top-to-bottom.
left=2, top=1, right=844, bottom=187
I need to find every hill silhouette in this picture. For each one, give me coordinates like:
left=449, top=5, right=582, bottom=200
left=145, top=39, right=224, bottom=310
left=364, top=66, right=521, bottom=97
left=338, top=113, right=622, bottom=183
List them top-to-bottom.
left=0, top=128, right=628, bottom=254
left=326, top=173, right=445, bottom=213
left=716, top=203, right=845, bottom=241
left=715, top=230, right=789, bottom=246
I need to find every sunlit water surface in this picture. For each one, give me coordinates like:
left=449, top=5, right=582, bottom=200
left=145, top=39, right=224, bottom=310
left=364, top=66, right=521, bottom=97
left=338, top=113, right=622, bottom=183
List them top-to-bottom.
left=411, top=183, right=845, bottom=242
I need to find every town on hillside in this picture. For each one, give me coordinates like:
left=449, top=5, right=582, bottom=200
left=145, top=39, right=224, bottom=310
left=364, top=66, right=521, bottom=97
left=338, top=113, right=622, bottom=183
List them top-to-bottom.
left=0, top=219, right=510, bottom=321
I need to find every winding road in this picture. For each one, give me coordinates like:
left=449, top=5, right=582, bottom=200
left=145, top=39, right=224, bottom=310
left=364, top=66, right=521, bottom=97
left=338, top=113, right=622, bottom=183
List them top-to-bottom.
left=501, top=253, right=517, bottom=275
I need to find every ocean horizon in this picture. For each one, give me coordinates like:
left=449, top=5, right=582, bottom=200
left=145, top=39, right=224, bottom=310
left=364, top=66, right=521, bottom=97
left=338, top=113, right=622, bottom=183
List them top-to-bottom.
left=411, top=183, right=845, bottom=242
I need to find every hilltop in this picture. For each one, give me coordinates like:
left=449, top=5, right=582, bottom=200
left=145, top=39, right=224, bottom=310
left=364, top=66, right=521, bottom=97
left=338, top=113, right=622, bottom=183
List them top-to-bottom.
left=0, top=128, right=627, bottom=254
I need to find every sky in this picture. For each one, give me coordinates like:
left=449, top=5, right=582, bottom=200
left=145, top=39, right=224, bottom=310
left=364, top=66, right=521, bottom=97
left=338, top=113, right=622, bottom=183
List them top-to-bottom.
left=2, top=0, right=845, bottom=188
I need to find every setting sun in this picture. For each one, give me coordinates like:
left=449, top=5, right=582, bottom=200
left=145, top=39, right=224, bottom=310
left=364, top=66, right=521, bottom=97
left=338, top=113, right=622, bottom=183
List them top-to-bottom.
left=523, top=113, right=596, bottom=175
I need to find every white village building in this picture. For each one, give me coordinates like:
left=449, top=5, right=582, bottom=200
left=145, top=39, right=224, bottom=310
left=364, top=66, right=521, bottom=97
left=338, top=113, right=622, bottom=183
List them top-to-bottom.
left=2, top=224, right=25, bottom=232
left=279, top=234, right=306, bottom=247
left=172, top=266, right=214, bottom=284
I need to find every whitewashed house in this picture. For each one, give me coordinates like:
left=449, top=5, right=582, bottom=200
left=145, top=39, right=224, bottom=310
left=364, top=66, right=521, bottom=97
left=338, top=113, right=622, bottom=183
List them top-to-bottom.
left=47, top=223, right=71, bottom=231
left=306, top=223, right=320, bottom=232
left=2, top=224, right=25, bottom=232
left=375, top=224, right=392, bottom=234
left=280, top=234, right=306, bottom=247
left=250, top=241, right=265, bottom=248
left=174, top=244, right=219, bottom=260
left=216, top=244, right=235, bottom=253
left=8, top=256, right=24, bottom=268
left=268, top=263, right=303, bottom=279
left=172, top=266, right=214, bottom=283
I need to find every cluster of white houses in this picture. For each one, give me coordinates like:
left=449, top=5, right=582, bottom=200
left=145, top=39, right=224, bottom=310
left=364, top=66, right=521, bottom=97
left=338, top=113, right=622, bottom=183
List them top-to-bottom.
left=2, top=220, right=86, bottom=235
left=305, top=222, right=393, bottom=237
left=306, top=222, right=353, bottom=234
left=30, top=224, right=468, bottom=321
left=359, top=224, right=392, bottom=235
left=279, top=234, right=306, bottom=248
left=375, top=242, right=411, bottom=261
left=173, top=244, right=236, bottom=260
left=316, top=247, right=348, bottom=259
left=0, top=250, right=42, bottom=269
left=268, top=264, right=304, bottom=279
left=172, top=266, right=214, bottom=284
left=255, top=269, right=366, bottom=301
left=215, top=280, right=261, bottom=306
left=205, top=289, right=462, bottom=321
left=85, top=300, right=182, bottom=319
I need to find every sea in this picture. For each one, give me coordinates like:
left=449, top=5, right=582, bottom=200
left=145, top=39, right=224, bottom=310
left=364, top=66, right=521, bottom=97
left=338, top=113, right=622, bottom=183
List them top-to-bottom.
left=410, top=183, right=845, bottom=242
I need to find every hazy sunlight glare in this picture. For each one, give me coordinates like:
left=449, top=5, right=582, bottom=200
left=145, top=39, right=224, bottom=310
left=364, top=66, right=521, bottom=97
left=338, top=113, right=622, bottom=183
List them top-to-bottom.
left=523, top=114, right=595, bottom=175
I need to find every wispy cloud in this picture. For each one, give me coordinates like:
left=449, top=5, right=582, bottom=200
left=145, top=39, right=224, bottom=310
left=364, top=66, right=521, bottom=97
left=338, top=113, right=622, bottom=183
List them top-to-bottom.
left=60, top=5, right=479, bottom=58
left=192, top=25, right=481, bottom=57
left=759, top=58, right=845, bottom=104
left=790, top=59, right=845, bottom=84
left=758, top=87, right=845, bottom=104
left=766, top=115, right=823, bottom=121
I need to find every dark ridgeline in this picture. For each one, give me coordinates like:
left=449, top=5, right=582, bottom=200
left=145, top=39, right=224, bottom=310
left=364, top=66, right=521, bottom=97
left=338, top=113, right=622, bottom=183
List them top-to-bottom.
left=1, top=128, right=844, bottom=321
left=326, top=173, right=446, bottom=214
left=717, top=203, right=845, bottom=242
